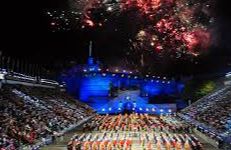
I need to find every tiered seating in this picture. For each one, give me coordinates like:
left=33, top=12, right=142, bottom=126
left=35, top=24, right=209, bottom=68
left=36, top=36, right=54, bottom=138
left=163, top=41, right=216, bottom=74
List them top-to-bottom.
left=0, top=85, right=94, bottom=149
left=18, top=86, right=93, bottom=115
left=180, top=86, right=231, bottom=140
left=68, top=114, right=203, bottom=150
left=0, top=116, right=18, bottom=149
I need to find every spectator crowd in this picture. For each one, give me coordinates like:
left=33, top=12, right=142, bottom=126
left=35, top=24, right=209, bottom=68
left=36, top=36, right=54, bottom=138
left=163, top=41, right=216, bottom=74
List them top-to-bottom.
left=0, top=85, right=94, bottom=149
left=180, top=86, right=231, bottom=146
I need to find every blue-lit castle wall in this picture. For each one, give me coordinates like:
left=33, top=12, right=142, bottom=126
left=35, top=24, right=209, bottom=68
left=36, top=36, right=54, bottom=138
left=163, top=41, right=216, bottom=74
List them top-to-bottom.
left=60, top=59, right=185, bottom=114
left=61, top=71, right=183, bottom=102
left=79, top=74, right=111, bottom=102
left=141, top=80, right=177, bottom=97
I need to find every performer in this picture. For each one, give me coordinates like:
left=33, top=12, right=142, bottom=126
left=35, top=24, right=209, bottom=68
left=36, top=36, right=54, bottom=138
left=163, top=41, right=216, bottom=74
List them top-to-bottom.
left=156, top=140, right=161, bottom=150
left=184, top=140, right=191, bottom=150
left=166, top=141, right=171, bottom=150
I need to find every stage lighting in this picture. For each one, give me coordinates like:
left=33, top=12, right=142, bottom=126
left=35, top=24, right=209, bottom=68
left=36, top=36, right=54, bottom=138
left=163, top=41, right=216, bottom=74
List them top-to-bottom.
left=107, top=6, right=112, bottom=11
left=51, top=22, right=56, bottom=26
left=89, top=68, right=95, bottom=71
left=109, top=107, right=112, bottom=111
left=102, top=108, right=105, bottom=111
left=118, top=108, right=121, bottom=110
left=139, top=108, right=142, bottom=111
left=146, top=108, right=149, bottom=111
left=152, top=108, right=155, bottom=112
left=160, top=109, right=163, bottom=112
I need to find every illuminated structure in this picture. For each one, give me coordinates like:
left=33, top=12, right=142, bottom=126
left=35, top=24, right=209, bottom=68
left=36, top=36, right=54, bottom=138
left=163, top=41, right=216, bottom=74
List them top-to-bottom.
left=60, top=42, right=185, bottom=114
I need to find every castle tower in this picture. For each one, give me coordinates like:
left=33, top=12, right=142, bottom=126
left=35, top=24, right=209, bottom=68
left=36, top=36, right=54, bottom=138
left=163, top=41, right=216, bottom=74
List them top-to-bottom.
left=88, top=41, right=94, bottom=65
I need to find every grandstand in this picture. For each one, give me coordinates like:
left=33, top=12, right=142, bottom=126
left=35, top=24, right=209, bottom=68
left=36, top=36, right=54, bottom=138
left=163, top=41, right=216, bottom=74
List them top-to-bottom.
left=0, top=74, right=96, bottom=149
left=179, top=86, right=231, bottom=149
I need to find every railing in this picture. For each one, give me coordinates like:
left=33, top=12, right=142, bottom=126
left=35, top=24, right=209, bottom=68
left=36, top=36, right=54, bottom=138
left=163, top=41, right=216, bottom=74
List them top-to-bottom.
left=0, top=69, right=60, bottom=87
left=40, top=78, right=59, bottom=85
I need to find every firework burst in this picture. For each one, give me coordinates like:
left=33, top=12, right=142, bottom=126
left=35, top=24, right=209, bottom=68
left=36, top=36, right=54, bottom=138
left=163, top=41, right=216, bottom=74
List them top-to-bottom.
left=46, top=0, right=216, bottom=67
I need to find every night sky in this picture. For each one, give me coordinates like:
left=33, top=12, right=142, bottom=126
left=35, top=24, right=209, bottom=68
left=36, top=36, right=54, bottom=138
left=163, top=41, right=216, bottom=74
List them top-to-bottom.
left=0, top=0, right=231, bottom=76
